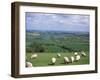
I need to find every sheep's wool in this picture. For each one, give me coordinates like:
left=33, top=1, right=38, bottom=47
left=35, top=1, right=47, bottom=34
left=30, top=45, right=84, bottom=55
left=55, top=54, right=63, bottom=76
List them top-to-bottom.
left=74, top=52, right=78, bottom=56
left=81, top=52, right=86, bottom=56
left=57, top=53, right=61, bottom=57
left=31, top=54, right=38, bottom=59
left=76, top=55, right=81, bottom=61
left=71, top=56, right=74, bottom=62
left=52, top=57, right=56, bottom=63
left=64, top=57, right=69, bottom=62
left=26, top=62, right=33, bottom=67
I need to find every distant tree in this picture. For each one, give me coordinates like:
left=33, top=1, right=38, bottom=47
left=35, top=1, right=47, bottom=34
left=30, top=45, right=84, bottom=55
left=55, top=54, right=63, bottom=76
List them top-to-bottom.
left=30, top=42, right=45, bottom=52
left=34, top=45, right=45, bottom=52
left=61, top=45, right=75, bottom=52
left=26, top=47, right=33, bottom=53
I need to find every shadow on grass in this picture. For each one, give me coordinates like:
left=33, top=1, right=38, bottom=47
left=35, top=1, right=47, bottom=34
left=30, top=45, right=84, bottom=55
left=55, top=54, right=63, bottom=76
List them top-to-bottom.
left=60, top=62, right=72, bottom=65
left=48, top=63, right=56, bottom=65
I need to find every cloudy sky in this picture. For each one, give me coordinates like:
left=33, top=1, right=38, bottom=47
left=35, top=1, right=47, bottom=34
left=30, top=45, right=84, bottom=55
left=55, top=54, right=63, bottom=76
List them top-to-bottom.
left=26, top=12, right=90, bottom=32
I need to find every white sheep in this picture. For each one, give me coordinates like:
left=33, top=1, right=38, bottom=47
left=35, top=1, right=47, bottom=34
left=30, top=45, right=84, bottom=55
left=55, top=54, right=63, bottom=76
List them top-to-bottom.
left=81, top=51, right=87, bottom=57
left=74, top=52, right=78, bottom=56
left=57, top=53, right=61, bottom=58
left=31, top=54, right=38, bottom=59
left=75, top=55, right=81, bottom=61
left=70, top=56, right=75, bottom=63
left=51, top=57, right=56, bottom=65
left=64, top=57, right=70, bottom=64
left=26, top=62, right=33, bottom=67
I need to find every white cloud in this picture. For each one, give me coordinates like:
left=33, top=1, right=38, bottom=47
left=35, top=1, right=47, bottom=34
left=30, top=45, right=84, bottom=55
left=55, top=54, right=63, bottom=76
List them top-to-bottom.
left=26, top=12, right=89, bottom=32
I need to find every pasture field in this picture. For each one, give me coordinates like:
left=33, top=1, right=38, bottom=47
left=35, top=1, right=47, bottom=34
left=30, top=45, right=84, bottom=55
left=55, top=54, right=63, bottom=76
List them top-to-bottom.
left=26, top=31, right=89, bottom=67
left=26, top=52, right=89, bottom=67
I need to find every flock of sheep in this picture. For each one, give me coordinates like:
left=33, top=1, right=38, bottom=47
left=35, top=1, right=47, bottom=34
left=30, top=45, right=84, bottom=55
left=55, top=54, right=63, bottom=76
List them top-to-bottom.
left=26, top=51, right=87, bottom=67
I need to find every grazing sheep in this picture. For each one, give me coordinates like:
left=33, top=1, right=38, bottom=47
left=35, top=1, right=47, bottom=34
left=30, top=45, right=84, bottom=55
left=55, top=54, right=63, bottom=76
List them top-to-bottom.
left=81, top=51, right=87, bottom=57
left=74, top=52, right=78, bottom=56
left=57, top=53, right=61, bottom=58
left=31, top=54, right=38, bottom=59
left=75, top=55, right=81, bottom=61
left=70, top=56, right=75, bottom=63
left=51, top=57, right=56, bottom=65
left=64, top=57, right=70, bottom=64
left=26, top=62, right=33, bottom=67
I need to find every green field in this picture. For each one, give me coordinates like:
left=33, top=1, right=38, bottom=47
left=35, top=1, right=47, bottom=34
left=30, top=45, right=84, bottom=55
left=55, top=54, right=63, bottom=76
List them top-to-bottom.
left=26, top=31, right=89, bottom=67
left=26, top=52, right=89, bottom=67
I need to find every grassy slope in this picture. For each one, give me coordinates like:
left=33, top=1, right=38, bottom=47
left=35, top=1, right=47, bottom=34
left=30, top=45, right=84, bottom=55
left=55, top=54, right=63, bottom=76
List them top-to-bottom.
left=26, top=32, right=89, bottom=67
left=26, top=32, right=89, bottom=53
left=26, top=52, right=89, bottom=67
